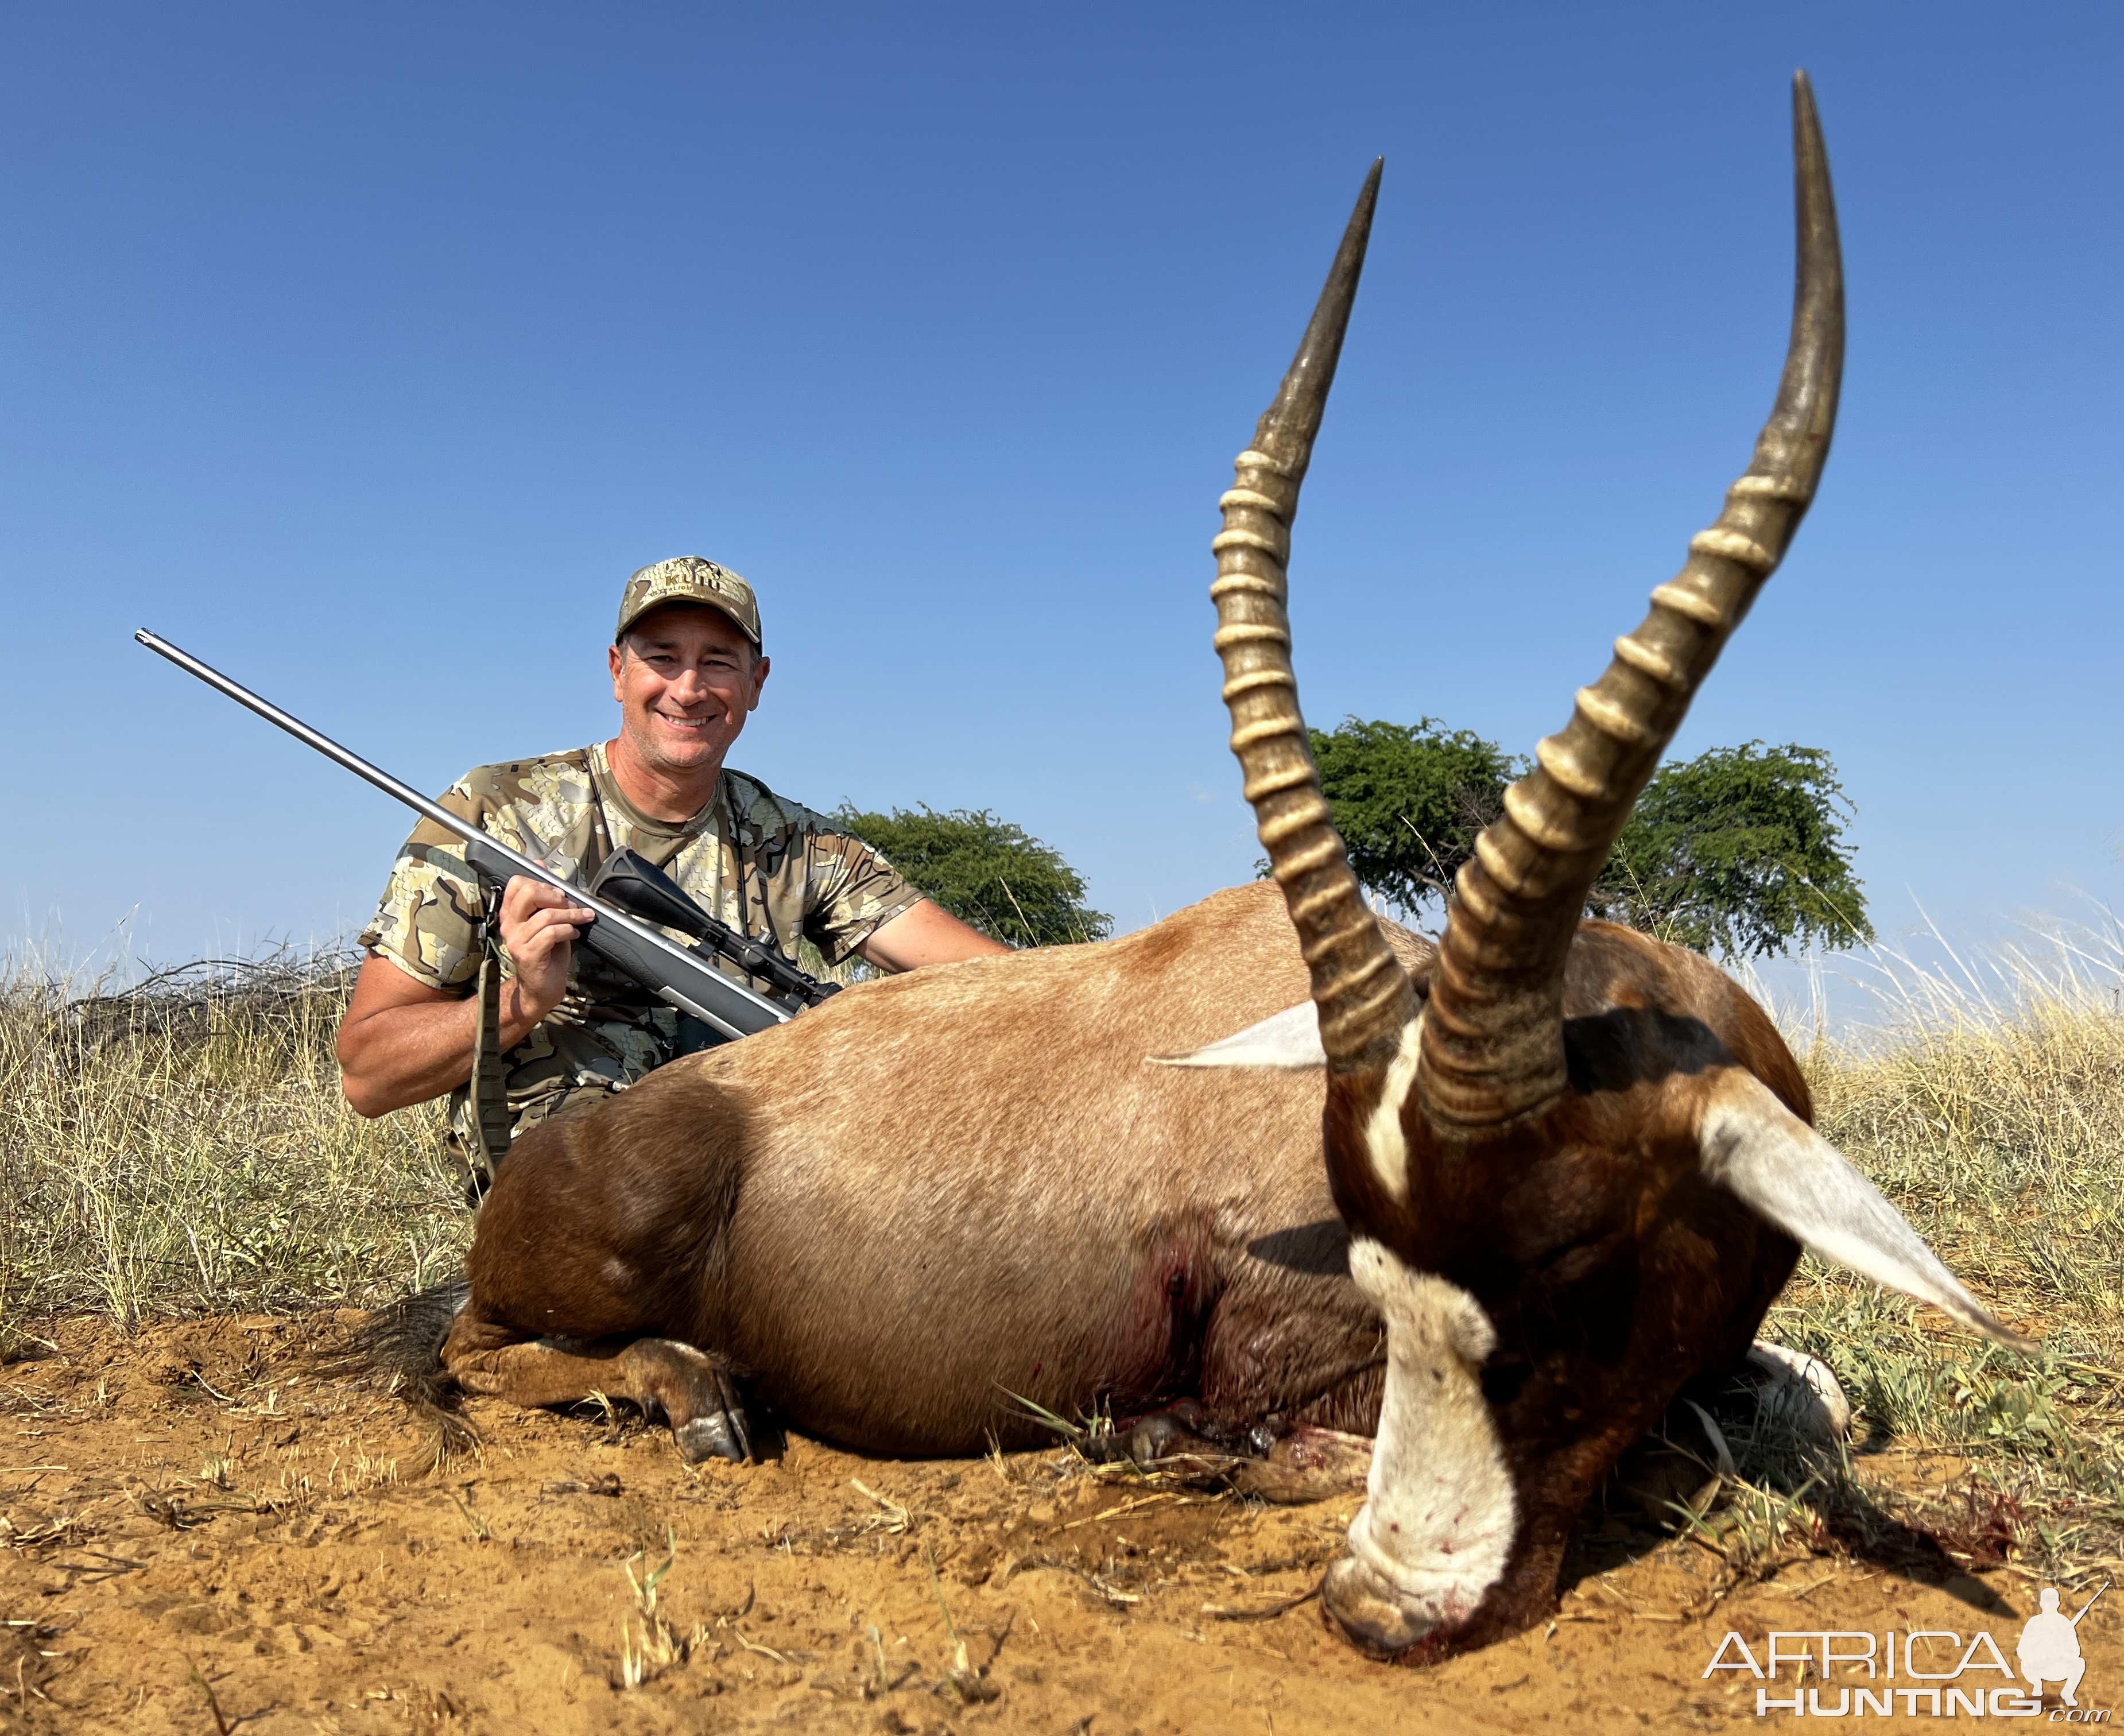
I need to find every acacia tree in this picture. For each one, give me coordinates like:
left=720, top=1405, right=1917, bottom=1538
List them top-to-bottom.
left=1304, top=718, right=1521, bottom=911
left=1307, top=718, right=1871, bottom=960
left=1589, top=742, right=1872, bottom=958
left=834, top=805, right=1111, bottom=948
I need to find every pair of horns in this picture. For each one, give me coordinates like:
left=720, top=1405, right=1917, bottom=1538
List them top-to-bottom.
left=1214, top=73, right=1844, bottom=1125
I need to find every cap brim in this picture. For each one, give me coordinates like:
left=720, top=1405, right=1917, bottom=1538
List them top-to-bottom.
left=616, top=594, right=761, bottom=645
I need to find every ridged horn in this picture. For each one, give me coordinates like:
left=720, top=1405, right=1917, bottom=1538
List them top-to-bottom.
left=1420, top=71, right=1845, bottom=1129
left=1214, top=159, right=1418, bottom=1074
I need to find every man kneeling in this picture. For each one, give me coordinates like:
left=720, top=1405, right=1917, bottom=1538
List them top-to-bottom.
left=336, top=555, right=1005, bottom=1178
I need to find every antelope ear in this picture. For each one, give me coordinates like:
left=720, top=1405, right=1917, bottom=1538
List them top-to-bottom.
left=1153, top=1001, right=1325, bottom=1071
left=1699, top=1070, right=2035, bottom=1350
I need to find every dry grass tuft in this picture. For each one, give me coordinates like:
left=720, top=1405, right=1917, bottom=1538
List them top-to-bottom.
left=0, top=951, right=468, bottom=1334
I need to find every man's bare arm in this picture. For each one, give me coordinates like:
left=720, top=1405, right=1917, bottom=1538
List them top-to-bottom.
left=336, top=877, right=594, bottom=1117
left=856, top=897, right=1013, bottom=974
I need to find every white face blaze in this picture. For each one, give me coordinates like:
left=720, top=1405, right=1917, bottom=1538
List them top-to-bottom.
left=1324, top=1237, right=1517, bottom=1648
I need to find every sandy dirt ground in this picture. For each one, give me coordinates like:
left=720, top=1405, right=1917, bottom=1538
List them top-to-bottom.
left=1, top=1314, right=2115, bottom=1735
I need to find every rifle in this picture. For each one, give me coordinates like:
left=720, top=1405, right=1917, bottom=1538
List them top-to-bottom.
left=135, top=631, right=840, bottom=1049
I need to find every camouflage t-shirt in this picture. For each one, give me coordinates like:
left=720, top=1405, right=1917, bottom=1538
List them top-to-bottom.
left=356, top=741, right=920, bottom=1142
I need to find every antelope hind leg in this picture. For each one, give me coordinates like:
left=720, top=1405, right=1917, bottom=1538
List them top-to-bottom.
left=441, top=1313, right=757, bottom=1463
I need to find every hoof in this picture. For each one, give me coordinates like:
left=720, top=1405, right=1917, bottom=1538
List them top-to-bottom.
left=1113, top=1404, right=1255, bottom=1472
left=673, top=1409, right=753, bottom=1464
left=1122, top=1412, right=1191, bottom=1468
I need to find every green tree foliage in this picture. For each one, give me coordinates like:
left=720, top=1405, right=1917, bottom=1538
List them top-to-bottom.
left=1307, top=718, right=1521, bottom=912
left=1307, top=719, right=1873, bottom=960
left=1591, top=742, right=1873, bottom=959
left=833, top=805, right=1111, bottom=948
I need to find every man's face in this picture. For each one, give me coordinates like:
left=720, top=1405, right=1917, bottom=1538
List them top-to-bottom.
left=608, top=604, right=769, bottom=780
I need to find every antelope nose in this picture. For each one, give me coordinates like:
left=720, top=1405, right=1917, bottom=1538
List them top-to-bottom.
left=1321, top=1553, right=1440, bottom=1657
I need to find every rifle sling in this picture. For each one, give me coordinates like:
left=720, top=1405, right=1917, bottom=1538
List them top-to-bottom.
left=467, top=908, right=513, bottom=1189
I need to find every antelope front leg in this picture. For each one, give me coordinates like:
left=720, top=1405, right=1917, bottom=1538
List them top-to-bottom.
left=442, top=1313, right=757, bottom=1463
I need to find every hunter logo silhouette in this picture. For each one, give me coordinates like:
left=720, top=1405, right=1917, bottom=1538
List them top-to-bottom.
left=2019, top=1582, right=2107, bottom=1706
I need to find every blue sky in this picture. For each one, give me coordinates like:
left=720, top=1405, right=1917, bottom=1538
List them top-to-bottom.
left=2, top=3, right=2117, bottom=972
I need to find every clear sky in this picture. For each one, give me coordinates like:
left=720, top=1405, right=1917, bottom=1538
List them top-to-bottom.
left=2, top=3, right=2117, bottom=974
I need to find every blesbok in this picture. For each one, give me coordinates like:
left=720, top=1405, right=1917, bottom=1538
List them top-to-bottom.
left=412, top=71, right=2023, bottom=1657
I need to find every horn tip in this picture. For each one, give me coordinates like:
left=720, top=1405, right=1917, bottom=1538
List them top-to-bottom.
left=1790, top=68, right=1821, bottom=134
left=1351, top=157, right=1384, bottom=226
left=1983, top=1316, right=2042, bottom=1355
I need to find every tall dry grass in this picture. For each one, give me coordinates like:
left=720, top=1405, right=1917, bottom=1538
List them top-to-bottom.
left=1742, top=919, right=2124, bottom=1579
left=0, top=952, right=467, bottom=1338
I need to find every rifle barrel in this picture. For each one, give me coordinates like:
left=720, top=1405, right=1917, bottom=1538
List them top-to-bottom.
left=135, top=628, right=790, bottom=1040
left=137, top=630, right=557, bottom=881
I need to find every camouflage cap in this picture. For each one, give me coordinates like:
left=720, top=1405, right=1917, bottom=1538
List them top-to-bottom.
left=617, top=556, right=762, bottom=646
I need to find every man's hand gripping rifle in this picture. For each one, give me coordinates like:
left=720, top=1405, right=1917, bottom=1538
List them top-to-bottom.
left=135, top=631, right=839, bottom=1051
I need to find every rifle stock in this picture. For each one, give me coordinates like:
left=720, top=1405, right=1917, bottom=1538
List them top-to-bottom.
left=457, top=839, right=788, bottom=1040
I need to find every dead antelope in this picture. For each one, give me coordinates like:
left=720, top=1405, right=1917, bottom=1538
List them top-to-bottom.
left=410, top=69, right=2022, bottom=1659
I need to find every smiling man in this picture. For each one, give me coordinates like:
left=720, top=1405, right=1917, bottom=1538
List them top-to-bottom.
left=337, top=556, right=1006, bottom=1165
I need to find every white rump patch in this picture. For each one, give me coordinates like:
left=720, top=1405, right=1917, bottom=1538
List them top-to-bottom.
left=1153, top=1001, right=1324, bottom=1071
left=1699, top=1069, right=2033, bottom=1349
left=1334, top=1239, right=1516, bottom=1631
